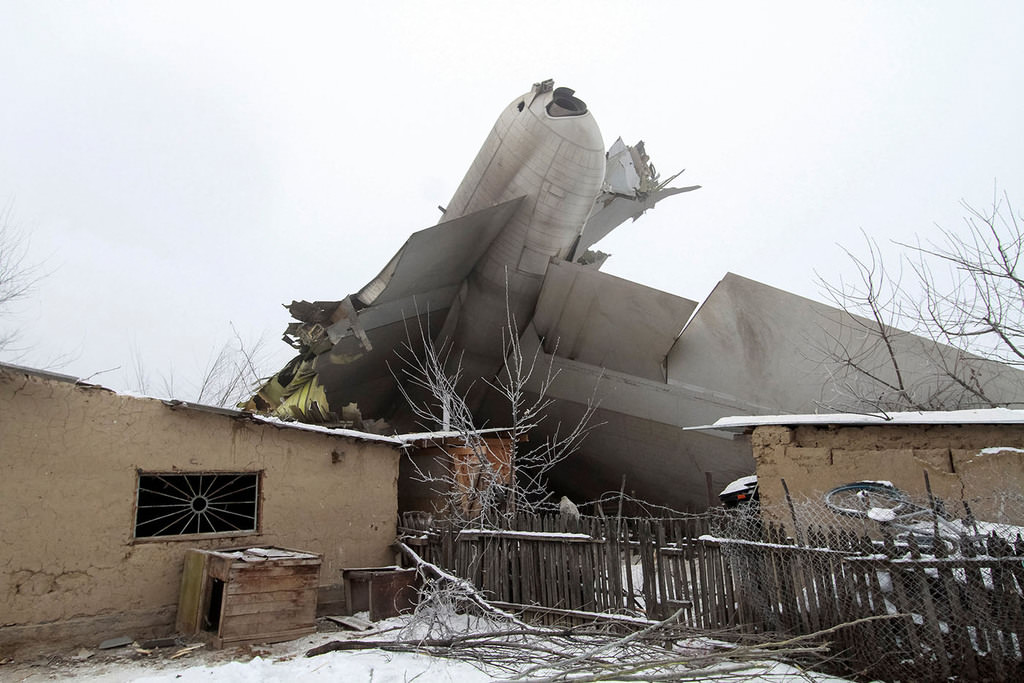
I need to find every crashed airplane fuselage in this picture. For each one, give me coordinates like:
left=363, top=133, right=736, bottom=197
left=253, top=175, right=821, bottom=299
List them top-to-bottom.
left=248, top=79, right=698, bottom=428
left=251, top=79, right=1024, bottom=513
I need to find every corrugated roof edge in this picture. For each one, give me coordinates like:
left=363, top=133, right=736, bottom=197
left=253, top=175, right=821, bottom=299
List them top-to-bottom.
left=0, top=361, right=403, bottom=446
left=686, top=407, right=1024, bottom=437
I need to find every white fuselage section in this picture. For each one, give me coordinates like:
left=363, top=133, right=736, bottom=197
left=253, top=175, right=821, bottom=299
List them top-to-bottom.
left=441, top=83, right=606, bottom=375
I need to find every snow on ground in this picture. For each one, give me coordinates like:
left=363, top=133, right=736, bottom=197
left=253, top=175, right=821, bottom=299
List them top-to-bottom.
left=3, top=614, right=857, bottom=683
left=4, top=616, right=492, bottom=683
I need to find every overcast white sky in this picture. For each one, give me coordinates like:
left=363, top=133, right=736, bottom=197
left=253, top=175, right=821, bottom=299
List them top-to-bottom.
left=2, top=1, right=1023, bottom=395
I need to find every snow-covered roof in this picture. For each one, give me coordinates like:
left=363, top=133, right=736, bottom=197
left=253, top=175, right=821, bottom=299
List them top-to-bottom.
left=687, top=407, right=1024, bottom=436
left=249, top=414, right=403, bottom=444
left=394, top=427, right=518, bottom=446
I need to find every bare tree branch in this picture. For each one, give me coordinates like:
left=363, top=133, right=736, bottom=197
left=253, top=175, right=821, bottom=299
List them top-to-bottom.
left=816, top=191, right=1024, bottom=411
left=0, top=201, right=45, bottom=354
left=392, top=279, right=602, bottom=525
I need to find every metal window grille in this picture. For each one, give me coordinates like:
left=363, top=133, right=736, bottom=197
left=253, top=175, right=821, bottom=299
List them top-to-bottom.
left=134, top=472, right=260, bottom=538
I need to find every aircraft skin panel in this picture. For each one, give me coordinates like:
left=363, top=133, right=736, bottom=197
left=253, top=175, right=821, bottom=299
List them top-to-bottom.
left=360, top=197, right=524, bottom=306
left=532, top=261, right=699, bottom=382
left=668, top=272, right=1024, bottom=414
left=474, top=333, right=757, bottom=511
left=543, top=404, right=753, bottom=513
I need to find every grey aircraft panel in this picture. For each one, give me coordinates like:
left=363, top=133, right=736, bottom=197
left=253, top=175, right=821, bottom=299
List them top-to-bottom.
left=357, top=197, right=524, bottom=307
left=532, top=260, right=698, bottom=382
left=667, top=272, right=1024, bottom=413
left=477, top=325, right=758, bottom=511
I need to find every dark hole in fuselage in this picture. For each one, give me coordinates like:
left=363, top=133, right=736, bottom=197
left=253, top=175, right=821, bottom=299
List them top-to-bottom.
left=546, top=89, right=588, bottom=117
left=554, top=97, right=580, bottom=112
left=517, top=101, right=524, bottom=112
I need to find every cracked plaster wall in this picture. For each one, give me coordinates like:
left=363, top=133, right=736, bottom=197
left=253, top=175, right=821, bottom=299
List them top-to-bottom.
left=0, top=366, right=399, bottom=653
left=751, top=423, right=1024, bottom=527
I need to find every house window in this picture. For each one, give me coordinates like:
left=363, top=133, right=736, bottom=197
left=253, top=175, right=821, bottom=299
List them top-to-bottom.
left=134, top=472, right=261, bottom=539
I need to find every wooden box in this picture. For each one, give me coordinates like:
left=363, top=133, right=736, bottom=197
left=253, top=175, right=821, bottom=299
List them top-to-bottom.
left=177, top=546, right=321, bottom=648
left=342, top=567, right=419, bottom=621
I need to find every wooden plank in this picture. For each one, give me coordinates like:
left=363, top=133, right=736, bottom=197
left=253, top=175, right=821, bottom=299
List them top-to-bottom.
left=588, top=519, right=604, bottom=611
left=622, top=520, right=636, bottom=613
left=637, top=520, right=657, bottom=620
left=655, top=524, right=670, bottom=621
left=457, top=530, right=600, bottom=543
left=580, top=532, right=595, bottom=611
left=684, top=533, right=701, bottom=629
left=522, top=534, right=536, bottom=607
left=510, top=537, right=522, bottom=605
left=695, top=537, right=712, bottom=629
left=720, top=545, right=737, bottom=628
left=175, top=550, right=208, bottom=635
left=793, top=551, right=818, bottom=634
left=990, top=559, right=1023, bottom=669
left=963, top=560, right=999, bottom=678
left=935, top=561, right=979, bottom=681
left=233, top=563, right=320, bottom=578
left=225, top=573, right=319, bottom=595
left=221, top=588, right=316, bottom=608
left=223, top=596, right=317, bottom=618
left=218, top=608, right=314, bottom=638
left=214, top=625, right=315, bottom=648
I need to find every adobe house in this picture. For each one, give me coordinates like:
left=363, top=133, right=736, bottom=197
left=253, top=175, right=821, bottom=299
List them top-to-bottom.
left=0, top=362, right=403, bottom=657
left=695, top=409, right=1024, bottom=526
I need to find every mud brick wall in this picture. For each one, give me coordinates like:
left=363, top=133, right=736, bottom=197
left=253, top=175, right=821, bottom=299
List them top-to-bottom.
left=0, top=366, right=399, bottom=656
left=751, top=422, right=1024, bottom=525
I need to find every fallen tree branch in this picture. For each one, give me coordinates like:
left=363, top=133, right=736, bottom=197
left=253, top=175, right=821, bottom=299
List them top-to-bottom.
left=396, top=539, right=534, bottom=630
left=305, top=540, right=900, bottom=681
left=510, top=607, right=685, bottom=680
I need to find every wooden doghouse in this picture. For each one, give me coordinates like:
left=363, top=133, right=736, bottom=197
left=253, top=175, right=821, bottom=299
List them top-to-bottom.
left=177, top=546, right=321, bottom=648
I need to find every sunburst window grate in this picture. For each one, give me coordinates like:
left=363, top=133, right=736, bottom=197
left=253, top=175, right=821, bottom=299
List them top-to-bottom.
left=134, top=472, right=260, bottom=538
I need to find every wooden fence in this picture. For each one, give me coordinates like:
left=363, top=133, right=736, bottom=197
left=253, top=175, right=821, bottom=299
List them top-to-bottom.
left=401, top=512, right=1024, bottom=681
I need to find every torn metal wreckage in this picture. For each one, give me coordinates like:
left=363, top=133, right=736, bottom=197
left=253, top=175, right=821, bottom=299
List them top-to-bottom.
left=243, top=79, right=1024, bottom=511
left=242, top=80, right=717, bottom=508
left=246, top=80, right=697, bottom=427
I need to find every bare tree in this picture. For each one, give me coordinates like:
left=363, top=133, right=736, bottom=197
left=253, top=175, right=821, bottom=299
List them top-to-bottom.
left=817, top=190, right=1024, bottom=412
left=910, top=192, right=1024, bottom=368
left=0, top=202, right=43, bottom=354
left=393, top=301, right=601, bottom=525
left=126, top=324, right=272, bottom=408
left=193, top=325, right=273, bottom=408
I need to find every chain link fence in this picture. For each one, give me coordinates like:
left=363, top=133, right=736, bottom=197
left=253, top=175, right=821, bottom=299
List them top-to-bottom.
left=707, top=483, right=1024, bottom=680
